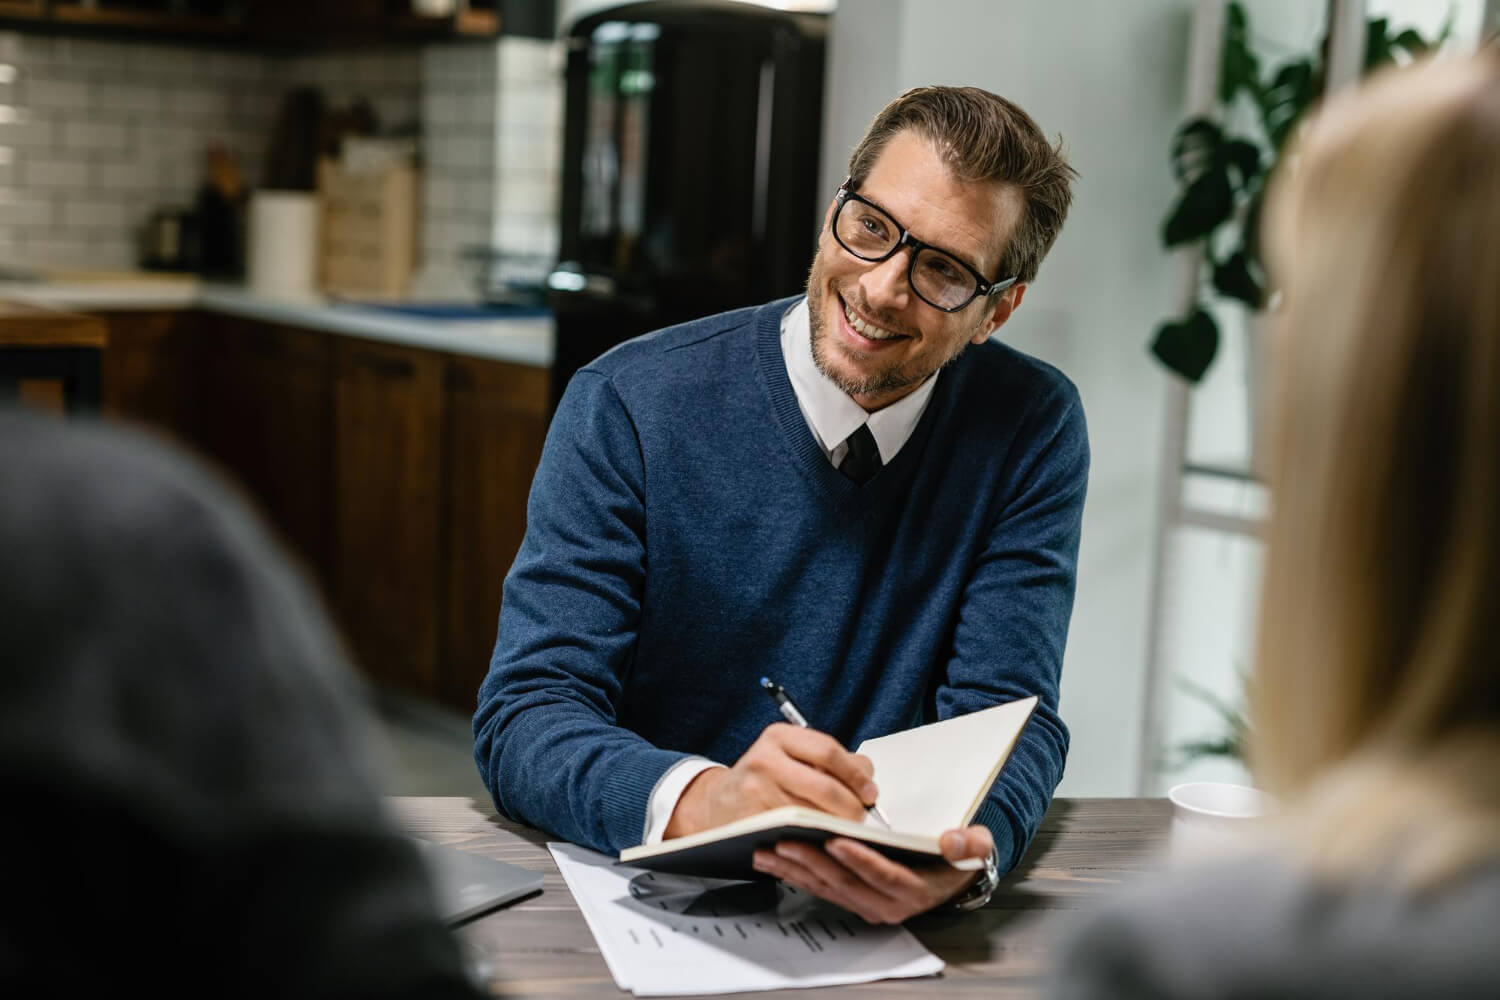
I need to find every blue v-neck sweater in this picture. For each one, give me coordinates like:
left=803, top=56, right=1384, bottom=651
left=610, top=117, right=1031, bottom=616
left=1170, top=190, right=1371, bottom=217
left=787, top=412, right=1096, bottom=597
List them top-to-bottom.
left=475, top=296, right=1089, bottom=870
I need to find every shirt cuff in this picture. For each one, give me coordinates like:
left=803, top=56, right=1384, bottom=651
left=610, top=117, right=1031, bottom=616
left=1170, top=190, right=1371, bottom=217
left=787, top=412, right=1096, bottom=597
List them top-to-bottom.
left=642, top=757, right=726, bottom=845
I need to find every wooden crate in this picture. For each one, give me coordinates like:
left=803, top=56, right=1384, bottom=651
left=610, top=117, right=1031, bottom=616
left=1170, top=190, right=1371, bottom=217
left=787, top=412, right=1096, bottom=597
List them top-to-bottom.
left=318, top=157, right=419, bottom=299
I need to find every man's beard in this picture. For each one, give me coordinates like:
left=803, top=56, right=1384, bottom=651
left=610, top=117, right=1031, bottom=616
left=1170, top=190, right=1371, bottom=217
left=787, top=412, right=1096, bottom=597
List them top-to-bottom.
left=806, top=257, right=972, bottom=402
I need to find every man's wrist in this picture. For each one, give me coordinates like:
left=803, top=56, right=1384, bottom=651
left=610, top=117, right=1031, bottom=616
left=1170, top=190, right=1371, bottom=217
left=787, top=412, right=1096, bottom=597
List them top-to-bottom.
left=645, top=759, right=725, bottom=844
left=663, top=766, right=725, bottom=839
left=945, top=848, right=1000, bottom=912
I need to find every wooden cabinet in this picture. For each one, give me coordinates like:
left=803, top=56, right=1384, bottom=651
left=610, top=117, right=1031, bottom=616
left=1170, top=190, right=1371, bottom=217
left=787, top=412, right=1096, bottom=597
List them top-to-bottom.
left=0, top=301, right=106, bottom=415
left=95, top=309, right=547, bottom=711
left=99, top=310, right=208, bottom=452
left=101, top=310, right=335, bottom=590
left=200, top=314, right=335, bottom=588
left=331, top=338, right=446, bottom=699
left=329, top=341, right=548, bottom=711
left=441, top=353, right=547, bottom=708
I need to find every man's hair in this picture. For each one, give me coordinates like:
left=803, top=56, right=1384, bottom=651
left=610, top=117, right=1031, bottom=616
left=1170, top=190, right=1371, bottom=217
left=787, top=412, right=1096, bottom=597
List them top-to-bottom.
left=845, top=85, right=1077, bottom=285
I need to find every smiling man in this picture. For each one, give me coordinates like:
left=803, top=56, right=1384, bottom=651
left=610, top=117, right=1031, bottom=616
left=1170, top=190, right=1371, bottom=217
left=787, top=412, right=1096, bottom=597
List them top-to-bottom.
left=475, top=86, right=1087, bottom=922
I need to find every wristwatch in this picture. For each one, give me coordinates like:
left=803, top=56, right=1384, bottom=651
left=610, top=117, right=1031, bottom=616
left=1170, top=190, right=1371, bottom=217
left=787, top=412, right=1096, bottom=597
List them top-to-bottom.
left=946, top=848, right=1000, bottom=912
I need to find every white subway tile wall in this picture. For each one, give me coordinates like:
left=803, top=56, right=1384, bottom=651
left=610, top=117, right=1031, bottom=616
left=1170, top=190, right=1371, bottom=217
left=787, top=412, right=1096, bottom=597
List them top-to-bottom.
left=0, top=30, right=561, bottom=291
left=0, top=35, right=283, bottom=270
left=492, top=36, right=562, bottom=269
left=415, top=37, right=562, bottom=300
left=416, top=41, right=499, bottom=298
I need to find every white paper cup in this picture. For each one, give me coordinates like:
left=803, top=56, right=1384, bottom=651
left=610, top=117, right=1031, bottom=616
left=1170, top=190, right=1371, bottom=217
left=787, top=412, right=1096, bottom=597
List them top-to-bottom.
left=1168, top=781, right=1271, bottom=864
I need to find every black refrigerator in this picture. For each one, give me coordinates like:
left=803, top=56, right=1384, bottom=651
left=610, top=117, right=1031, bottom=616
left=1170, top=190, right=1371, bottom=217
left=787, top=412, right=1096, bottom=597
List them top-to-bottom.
left=547, top=0, right=828, bottom=413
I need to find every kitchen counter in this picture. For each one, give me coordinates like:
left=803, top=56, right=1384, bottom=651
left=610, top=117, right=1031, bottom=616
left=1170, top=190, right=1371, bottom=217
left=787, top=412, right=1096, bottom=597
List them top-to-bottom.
left=0, top=278, right=553, bottom=368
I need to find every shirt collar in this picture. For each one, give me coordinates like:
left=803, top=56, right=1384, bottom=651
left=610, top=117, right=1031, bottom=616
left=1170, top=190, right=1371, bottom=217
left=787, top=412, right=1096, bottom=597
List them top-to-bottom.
left=780, top=297, right=938, bottom=465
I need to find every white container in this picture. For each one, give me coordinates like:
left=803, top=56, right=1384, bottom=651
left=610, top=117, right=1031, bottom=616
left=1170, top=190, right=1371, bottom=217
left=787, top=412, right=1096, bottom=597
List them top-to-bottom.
left=248, top=191, right=321, bottom=301
left=1167, top=781, right=1272, bottom=864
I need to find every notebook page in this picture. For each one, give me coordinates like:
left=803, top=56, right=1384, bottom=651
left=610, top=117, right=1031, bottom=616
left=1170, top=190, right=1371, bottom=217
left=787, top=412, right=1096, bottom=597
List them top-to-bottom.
left=855, top=697, right=1038, bottom=838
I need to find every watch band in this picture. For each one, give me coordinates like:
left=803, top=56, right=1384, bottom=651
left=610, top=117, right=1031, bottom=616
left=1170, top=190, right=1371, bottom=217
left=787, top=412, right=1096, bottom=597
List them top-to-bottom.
left=946, top=847, right=1000, bottom=912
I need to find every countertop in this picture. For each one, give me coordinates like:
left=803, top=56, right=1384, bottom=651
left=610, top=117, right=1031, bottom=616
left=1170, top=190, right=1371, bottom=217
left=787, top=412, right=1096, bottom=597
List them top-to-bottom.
left=0, top=277, right=553, bottom=368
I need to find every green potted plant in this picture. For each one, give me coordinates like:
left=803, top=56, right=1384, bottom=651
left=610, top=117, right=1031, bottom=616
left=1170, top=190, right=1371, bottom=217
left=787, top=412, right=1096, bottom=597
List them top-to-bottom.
left=1150, top=1, right=1447, bottom=383
left=1171, top=675, right=1249, bottom=770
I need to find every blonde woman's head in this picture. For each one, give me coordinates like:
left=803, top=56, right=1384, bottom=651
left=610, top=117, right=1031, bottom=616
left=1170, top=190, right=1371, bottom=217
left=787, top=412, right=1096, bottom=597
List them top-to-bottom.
left=1252, top=49, right=1500, bottom=882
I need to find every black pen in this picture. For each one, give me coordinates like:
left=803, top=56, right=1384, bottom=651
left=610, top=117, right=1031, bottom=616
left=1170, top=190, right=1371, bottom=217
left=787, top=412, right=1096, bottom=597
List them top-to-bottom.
left=760, top=677, right=893, bottom=829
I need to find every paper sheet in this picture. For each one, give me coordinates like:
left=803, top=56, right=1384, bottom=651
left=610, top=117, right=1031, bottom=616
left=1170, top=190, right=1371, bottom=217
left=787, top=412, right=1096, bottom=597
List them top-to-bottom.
left=548, top=843, right=945, bottom=996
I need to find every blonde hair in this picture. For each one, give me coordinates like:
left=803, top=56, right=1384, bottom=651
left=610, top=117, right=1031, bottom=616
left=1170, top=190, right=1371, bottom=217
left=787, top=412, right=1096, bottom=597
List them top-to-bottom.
left=1252, top=50, right=1500, bottom=886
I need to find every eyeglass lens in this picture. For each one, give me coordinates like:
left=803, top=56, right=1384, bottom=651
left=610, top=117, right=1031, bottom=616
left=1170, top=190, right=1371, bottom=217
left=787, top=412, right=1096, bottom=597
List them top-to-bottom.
left=835, top=197, right=977, bottom=310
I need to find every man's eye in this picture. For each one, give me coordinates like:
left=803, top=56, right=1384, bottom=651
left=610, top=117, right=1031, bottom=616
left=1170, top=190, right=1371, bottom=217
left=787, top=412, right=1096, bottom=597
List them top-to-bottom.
left=859, top=214, right=889, bottom=239
left=924, top=256, right=961, bottom=281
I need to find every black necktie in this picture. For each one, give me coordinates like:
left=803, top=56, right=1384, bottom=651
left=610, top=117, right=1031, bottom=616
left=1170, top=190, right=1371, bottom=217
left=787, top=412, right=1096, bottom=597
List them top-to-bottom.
left=838, top=424, right=882, bottom=485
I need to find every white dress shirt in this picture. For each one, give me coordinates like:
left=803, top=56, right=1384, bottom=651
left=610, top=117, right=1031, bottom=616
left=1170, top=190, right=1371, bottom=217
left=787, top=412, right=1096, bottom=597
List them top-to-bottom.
left=639, top=297, right=940, bottom=844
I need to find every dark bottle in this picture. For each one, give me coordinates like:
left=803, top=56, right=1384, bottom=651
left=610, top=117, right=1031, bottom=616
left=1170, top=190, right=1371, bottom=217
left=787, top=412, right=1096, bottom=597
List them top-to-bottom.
left=196, top=143, right=246, bottom=278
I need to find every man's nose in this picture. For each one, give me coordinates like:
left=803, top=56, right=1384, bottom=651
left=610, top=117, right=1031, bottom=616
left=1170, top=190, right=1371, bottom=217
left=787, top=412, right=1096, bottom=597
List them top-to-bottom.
left=860, top=249, right=912, bottom=310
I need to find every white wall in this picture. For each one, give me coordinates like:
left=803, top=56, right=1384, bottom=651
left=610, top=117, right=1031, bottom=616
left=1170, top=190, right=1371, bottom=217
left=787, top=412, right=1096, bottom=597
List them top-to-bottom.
left=823, top=0, right=1193, bottom=795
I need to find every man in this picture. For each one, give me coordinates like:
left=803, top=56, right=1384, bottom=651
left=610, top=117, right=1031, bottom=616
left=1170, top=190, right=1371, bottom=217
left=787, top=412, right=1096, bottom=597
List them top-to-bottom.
left=475, top=85, right=1087, bottom=922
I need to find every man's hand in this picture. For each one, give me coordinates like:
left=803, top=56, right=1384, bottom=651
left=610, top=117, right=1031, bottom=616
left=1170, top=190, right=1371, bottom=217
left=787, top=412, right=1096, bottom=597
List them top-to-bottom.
left=665, top=723, right=878, bottom=838
left=751, top=824, right=994, bottom=924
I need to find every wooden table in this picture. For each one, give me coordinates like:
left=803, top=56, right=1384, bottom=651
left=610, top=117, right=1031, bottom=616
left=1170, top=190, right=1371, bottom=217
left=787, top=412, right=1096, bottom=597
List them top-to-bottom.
left=390, top=796, right=1171, bottom=999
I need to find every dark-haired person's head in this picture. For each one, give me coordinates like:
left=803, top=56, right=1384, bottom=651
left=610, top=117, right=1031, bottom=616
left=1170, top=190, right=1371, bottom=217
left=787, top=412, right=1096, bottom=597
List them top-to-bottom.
left=0, top=411, right=483, bottom=998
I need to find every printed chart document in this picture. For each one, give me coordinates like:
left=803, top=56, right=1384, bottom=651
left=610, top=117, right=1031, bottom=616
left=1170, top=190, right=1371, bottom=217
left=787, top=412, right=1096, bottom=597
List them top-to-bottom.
left=620, top=697, right=1038, bottom=880
left=549, top=843, right=944, bottom=996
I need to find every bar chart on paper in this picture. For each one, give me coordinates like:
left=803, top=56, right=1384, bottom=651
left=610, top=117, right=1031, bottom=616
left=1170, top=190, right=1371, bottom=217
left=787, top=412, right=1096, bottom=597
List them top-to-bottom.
left=548, top=843, right=944, bottom=995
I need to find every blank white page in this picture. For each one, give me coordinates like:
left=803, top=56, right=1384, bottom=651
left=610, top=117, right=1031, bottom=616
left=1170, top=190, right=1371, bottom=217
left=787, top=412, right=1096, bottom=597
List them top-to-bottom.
left=855, top=697, right=1038, bottom=838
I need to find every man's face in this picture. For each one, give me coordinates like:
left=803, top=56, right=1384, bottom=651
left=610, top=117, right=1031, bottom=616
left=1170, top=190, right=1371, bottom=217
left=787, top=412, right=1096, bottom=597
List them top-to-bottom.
left=806, top=130, right=1026, bottom=412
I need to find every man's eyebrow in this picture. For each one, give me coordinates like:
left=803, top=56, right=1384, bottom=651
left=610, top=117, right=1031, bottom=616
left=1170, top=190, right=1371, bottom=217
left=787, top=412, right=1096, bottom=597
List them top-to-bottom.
left=860, top=188, right=990, bottom=276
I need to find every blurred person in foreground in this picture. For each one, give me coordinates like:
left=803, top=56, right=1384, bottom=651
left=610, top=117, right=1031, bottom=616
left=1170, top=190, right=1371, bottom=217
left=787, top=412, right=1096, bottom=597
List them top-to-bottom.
left=1050, top=50, right=1500, bottom=999
left=0, top=410, right=485, bottom=998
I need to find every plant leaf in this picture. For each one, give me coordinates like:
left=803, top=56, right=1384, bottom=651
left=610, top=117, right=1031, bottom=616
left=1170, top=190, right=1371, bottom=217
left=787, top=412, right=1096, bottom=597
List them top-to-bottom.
left=1220, top=1, right=1261, bottom=105
left=1364, top=16, right=1394, bottom=70
left=1391, top=28, right=1429, bottom=57
left=1261, top=59, right=1314, bottom=152
left=1169, top=117, right=1223, bottom=184
left=1222, top=139, right=1262, bottom=187
left=1163, top=172, right=1234, bottom=246
left=1213, top=251, right=1264, bottom=308
left=1151, top=308, right=1219, bottom=382
left=1170, top=676, right=1250, bottom=766
left=1176, top=676, right=1246, bottom=731
left=1173, top=737, right=1244, bottom=765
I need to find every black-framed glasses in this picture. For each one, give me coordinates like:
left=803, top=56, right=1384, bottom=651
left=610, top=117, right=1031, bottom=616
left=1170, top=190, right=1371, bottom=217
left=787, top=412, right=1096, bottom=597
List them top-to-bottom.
left=832, top=180, right=1017, bottom=312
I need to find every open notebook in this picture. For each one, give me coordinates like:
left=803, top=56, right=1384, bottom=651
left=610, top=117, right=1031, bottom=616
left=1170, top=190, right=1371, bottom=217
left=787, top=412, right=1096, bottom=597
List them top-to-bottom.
left=618, top=696, right=1037, bottom=879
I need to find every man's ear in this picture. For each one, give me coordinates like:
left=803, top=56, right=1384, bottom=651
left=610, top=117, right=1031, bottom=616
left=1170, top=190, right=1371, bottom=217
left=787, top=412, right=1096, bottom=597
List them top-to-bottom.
left=971, top=283, right=1027, bottom=344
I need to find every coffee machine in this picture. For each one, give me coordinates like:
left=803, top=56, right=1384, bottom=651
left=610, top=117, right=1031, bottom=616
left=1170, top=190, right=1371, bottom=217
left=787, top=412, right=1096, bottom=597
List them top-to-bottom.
left=546, top=0, right=828, bottom=413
